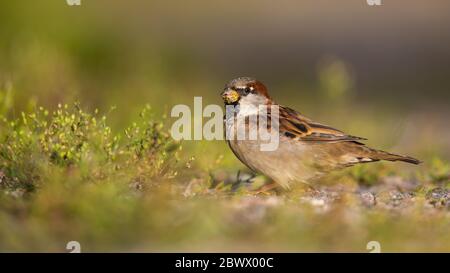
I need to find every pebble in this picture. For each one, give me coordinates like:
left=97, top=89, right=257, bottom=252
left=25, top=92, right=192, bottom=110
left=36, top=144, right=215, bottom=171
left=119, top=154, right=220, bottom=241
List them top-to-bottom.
left=360, top=191, right=376, bottom=207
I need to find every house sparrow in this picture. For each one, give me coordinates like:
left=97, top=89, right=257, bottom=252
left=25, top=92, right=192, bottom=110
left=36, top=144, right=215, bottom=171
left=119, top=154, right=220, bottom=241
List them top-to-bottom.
left=221, top=77, right=420, bottom=190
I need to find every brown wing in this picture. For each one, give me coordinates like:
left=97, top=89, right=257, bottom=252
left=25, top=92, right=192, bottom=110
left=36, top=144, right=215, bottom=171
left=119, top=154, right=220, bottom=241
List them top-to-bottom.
left=277, top=106, right=421, bottom=165
left=278, top=106, right=367, bottom=143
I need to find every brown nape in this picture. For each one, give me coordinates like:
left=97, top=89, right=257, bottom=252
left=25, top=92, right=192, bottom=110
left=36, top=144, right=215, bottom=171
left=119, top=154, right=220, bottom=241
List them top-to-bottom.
left=250, top=81, right=272, bottom=101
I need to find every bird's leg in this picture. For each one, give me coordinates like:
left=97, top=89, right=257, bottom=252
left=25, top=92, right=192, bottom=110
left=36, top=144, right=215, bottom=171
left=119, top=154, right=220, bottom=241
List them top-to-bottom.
left=230, top=170, right=242, bottom=191
left=232, top=170, right=256, bottom=191
left=235, top=170, right=256, bottom=183
left=243, top=172, right=256, bottom=184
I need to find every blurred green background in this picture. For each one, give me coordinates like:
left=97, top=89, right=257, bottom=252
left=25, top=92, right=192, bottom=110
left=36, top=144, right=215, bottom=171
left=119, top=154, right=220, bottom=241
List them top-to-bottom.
left=0, top=0, right=449, bottom=252
left=1, top=0, right=450, bottom=161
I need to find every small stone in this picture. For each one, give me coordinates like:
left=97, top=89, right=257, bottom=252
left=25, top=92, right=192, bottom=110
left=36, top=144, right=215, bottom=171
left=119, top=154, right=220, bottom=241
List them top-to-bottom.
left=426, top=187, right=449, bottom=208
left=426, top=187, right=448, bottom=200
left=9, top=189, right=25, bottom=198
left=376, top=190, right=414, bottom=209
left=360, top=191, right=376, bottom=207
left=310, top=198, right=325, bottom=207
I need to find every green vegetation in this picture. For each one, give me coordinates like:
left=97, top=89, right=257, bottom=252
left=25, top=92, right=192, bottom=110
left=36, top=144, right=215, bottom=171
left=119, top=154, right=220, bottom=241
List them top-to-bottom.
left=0, top=100, right=449, bottom=252
left=0, top=103, right=179, bottom=193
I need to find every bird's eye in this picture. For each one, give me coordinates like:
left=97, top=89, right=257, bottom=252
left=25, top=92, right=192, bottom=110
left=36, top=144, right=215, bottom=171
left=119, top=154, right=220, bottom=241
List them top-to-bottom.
left=244, top=87, right=251, bottom=94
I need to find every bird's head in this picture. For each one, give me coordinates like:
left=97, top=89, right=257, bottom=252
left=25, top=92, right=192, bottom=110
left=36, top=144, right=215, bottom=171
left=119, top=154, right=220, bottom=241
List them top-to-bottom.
left=221, top=77, right=272, bottom=107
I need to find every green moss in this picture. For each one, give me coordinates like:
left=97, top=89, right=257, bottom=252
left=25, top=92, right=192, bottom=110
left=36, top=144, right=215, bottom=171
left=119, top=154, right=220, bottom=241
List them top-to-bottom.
left=0, top=103, right=180, bottom=194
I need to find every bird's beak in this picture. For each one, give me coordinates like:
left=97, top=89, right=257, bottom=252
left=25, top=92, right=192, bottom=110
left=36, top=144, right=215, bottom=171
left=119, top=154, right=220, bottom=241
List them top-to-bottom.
left=221, top=89, right=240, bottom=104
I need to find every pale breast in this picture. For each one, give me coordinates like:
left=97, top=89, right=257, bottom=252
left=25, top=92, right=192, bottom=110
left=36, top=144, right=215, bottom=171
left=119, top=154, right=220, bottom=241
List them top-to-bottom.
left=225, top=115, right=327, bottom=189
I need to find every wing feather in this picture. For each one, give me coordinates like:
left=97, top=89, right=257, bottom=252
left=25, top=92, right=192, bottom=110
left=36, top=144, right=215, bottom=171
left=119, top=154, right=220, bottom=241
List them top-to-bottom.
left=278, top=106, right=366, bottom=143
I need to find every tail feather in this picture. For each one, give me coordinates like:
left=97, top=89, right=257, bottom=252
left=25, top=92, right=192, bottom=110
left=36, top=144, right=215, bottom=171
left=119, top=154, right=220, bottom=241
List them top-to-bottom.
left=336, top=142, right=421, bottom=167
left=366, top=148, right=421, bottom=165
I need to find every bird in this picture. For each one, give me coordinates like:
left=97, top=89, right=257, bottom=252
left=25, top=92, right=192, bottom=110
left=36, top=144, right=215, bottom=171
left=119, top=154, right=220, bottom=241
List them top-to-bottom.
left=221, top=77, right=420, bottom=190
